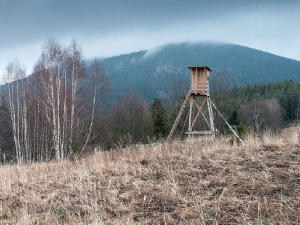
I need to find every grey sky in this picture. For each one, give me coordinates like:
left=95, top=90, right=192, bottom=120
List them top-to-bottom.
left=0, top=0, right=299, bottom=80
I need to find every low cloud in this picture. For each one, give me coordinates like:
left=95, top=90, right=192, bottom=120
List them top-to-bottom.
left=1, top=0, right=300, bottom=81
left=141, top=46, right=163, bottom=60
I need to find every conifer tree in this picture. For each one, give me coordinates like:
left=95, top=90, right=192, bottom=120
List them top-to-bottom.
left=151, top=98, right=169, bottom=139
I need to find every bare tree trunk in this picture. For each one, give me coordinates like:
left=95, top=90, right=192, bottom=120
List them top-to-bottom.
left=68, top=40, right=82, bottom=156
left=81, top=59, right=109, bottom=153
left=62, top=60, right=68, bottom=158
left=80, top=60, right=98, bottom=154
left=5, top=61, right=27, bottom=164
left=8, top=78, right=22, bottom=163
left=21, top=78, right=30, bottom=163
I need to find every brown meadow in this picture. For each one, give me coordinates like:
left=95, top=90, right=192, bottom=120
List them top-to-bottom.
left=0, top=127, right=299, bottom=224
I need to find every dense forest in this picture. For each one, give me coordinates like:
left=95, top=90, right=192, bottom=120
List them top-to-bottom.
left=0, top=40, right=300, bottom=164
left=210, top=76, right=300, bottom=135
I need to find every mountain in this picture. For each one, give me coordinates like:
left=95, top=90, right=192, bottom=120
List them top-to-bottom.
left=2, top=42, right=299, bottom=104
left=100, top=42, right=300, bottom=102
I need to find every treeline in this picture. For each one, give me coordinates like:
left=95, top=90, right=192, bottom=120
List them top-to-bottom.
left=210, top=74, right=300, bottom=135
left=91, top=77, right=300, bottom=150
left=233, top=79, right=300, bottom=121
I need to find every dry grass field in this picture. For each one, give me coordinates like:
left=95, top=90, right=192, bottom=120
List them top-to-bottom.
left=0, top=127, right=300, bottom=224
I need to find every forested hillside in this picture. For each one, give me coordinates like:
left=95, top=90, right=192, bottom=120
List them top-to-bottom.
left=1, top=40, right=300, bottom=164
left=100, top=42, right=300, bottom=101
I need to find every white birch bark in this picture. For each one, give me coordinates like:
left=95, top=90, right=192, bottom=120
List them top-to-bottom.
left=68, top=40, right=82, bottom=156
left=80, top=59, right=109, bottom=154
left=80, top=60, right=98, bottom=154
left=5, top=61, right=27, bottom=164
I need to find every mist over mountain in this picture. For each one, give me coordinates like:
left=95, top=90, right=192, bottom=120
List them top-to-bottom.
left=99, top=42, right=300, bottom=101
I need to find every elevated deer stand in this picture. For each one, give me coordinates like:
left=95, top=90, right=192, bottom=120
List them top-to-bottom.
left=166, top=66, right=243, bottom=143
left=167, top=66, right=215, bottom=141
left=188, top=66, right=215, bottom=138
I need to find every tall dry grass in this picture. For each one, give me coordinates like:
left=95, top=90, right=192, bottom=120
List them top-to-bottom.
left=0, top=128, right=299, bottom=224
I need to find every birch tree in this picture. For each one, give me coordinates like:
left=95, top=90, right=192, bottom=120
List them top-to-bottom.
left=4, top=38, right=109, bottom=162
left=33, top=38, right=107, bottom=160
left=34, top=38, right=67, bottom=161
left=66, top=40, right=85, bottom=156
left=80, top=59, right=109, bottom=154
left=5, top=60, right=30, bottom=164
left=30, top=65, right=53, bottom=161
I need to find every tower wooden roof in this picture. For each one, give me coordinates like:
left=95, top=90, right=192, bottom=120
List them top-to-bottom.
left=188, top=66, right=212, bottom=71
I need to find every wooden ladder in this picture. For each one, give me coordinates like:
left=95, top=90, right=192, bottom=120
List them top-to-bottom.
left=166, top=90, right=191, bottom=142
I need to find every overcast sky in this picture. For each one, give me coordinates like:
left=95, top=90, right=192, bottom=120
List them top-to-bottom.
left=0, top=0, right=299, bottom=80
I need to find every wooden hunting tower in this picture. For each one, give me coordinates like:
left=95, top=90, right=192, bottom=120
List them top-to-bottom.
left=166, top=65, right=243, bottom=143
left=167, top=66, right=215, bottom=141
left=189, top=66, right=211, bottom=95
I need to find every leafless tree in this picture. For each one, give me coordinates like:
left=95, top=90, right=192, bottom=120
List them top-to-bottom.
left=4, top=38, right=109, bottom=162
left=33, top=38, right=88, bottom=161
left=34, top=38, right=66, bottom=161
left=66, top=40, right=85, bottom=156
left=80, top=59, right=109, bottom=154
left=4, top=60, right=30, bottom=164
left=210, top=69, right=235, bottom=133
left=165, top=76, right=190, bottom=137
left=167, top=76, right=189, bottom=107
left=108, top=92, right=152, bottom=145
left=240, top=99, right=282, bottom=134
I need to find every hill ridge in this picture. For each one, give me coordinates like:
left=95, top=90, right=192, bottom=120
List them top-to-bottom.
left=99, top=42, right=300, bottom=101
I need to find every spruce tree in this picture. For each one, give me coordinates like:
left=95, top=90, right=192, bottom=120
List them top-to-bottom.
left=150, top=98, right=169, bottom=139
